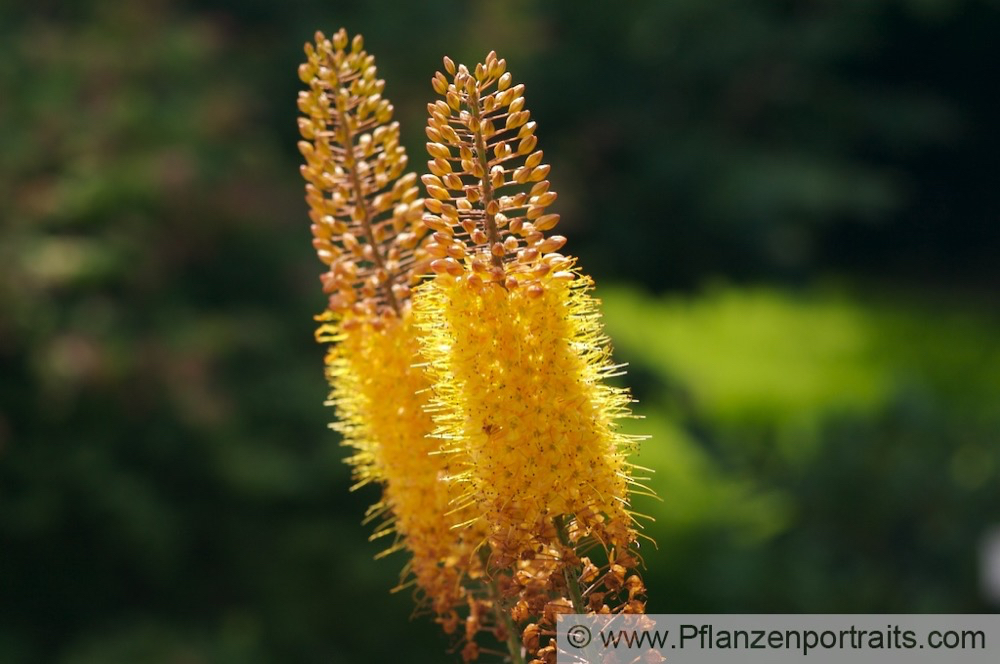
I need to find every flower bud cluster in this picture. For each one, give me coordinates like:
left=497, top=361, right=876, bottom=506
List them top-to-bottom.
left=298, top=29, right=429, bottom=327
left=422, top=51, right=571, bottom=298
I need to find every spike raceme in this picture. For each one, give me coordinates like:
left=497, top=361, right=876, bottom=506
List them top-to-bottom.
left=298, top=29, right=485, bottom=637
left=411, top=52, right=651, bottom=659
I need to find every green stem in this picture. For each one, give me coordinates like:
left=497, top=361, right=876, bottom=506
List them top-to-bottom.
left=555, top=514, right=587, bottom=613
left=480, top=548, right=525, bottom=664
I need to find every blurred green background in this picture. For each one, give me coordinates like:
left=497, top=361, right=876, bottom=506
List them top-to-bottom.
left=2, top=0, right=998, bottom=662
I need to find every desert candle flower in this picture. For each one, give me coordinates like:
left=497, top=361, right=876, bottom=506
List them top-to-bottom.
left=298, top=28, right=483, bottom=631
left=412, top=53, right=650, bottom=658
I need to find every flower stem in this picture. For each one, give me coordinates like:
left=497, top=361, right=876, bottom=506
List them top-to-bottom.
left=331, top=74, right=401, bottom=315
left=467, top=84, right=504, bottom=269
left=555, top=514, right=587, bottom=613
left=480, top=548, right=525, bottom=664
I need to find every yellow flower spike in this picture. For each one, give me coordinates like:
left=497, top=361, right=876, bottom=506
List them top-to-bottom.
left=300, top=29, right=485, bottom=632
left=412, top=54, right=651, bottom=647
left=318, top=315, right=484, bottom=620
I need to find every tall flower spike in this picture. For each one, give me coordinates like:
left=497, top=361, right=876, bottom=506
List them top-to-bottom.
left=298, top=29, right=485, bottom=638
left=413, top=53, right=651, bottom=658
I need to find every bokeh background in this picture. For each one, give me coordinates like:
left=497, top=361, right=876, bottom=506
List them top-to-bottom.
left=2, top=0, right=999, bottom=662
